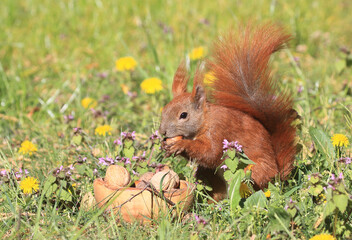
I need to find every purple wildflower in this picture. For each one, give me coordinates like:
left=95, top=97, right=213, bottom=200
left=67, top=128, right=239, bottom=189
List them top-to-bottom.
left=293, top=56, right=300, bottom=66
left=97, top=72, right=108, bottom=79
left=297, top=85, right=303, bottom=94
left=127, top=91, right=137, bottom=98
left=64, top=115, right=74, bottom=123
left=73, top=127, right=82, bottom=134
left=149, top=130, right=161, bottom=140
left=121, top=131, right=136, bottom=141
left=114, top=139, right=122, bottom=145
left=222, top=139, right=243, bottom=153
left=132, top=153, right=146, bottom=162
left=77, top=156, right=87, bottom=163
left=105, top=156, right=114, bottom=165
left=339, top=157, right=351, bottom=164
left=98, top=158, right=108, bottom=166
left=124, top=158, right=131, bottom=164
left=56, top=165, right=64, bottom=174
left=220, top=165, right=228, bottom=170
left=93, top=169, right=98, bottom=175
left=0, top=170, right=7, bottom=176
left=132, top=170, right=137, bottom=175
left=328, top=172, right=344, bottom=191
left=284, top=198, right=297, bottom=211
left=194, top=214, right=208, bottom=225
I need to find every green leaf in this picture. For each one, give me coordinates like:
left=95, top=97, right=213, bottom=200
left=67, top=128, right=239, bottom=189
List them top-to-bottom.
left=335, top=59, right=346, bottom=73
left=309, top=127, right=335, bottom=159
left=71, top=135, right=83, bottom=146
left=124, top=139, right=134, bottom=148
left=123, top=147, right=135, bottom=159
left=226, top=149, right=237, bottom=159
left=239, top=157, right=256, bottom=165
left=225, top=158, right=238, bottom=173
left=139, top=162, right=148, bottom=168
left=75, top=164, right=86, bottom=175
left=136, top=166, right=148, bottom=174
left=223, top=170, right=234, bottom=181
left=228, top=170, right=244, bottom=212
left=43, top=175, right=57, bottom=194
left=47, top=175, right=56, bottom=184
left=310, top=175, right=320, bottom=184
left=60, top=180, right=67, bottom=188
left=336, top=182, right=346, bottom=193
left=45, top=183, right=58, bottom=198
left=196, top=184, right=204, bottom=191
left=308, top=185, right=323, bottom=196
left=283, top=186, right=300, bottom=197
left=59, top=189, right=72, bottom=201
left=244, top=190, right=267, bottom=209
left=333, top=194, right=349, bottom=213
left=324, top=201, right=336, bottom=217
left=268, top=207, right=291, bottom=232
left=287, top=208, right=297, bottom=218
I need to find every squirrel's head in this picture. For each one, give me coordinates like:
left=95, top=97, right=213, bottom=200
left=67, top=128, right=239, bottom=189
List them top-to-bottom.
left=159, top=62, right=206, bottom=140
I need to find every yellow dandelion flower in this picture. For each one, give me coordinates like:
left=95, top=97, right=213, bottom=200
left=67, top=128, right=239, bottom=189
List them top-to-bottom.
left=188, top=46, right=205, bottom=61
left=115, top=56, right=137, bottom=72
left=204, top=71, right=216, bottom=85
left=140, top=77, right=163, bottom=94
left=120, top=84, right=130, bottom=94
left=81, top=97, right=97, bottom=109
left=95, top=125, right=112, bottom=136
left=331, top=134, right=349, bottom=147
left=18, top=140, right=37, bottom=156
left=244, top=164, right=254, bottom=172
left=20, top=177, right=39, bottom=194
left=240, top=182, right=252, bottom=198
left=264, top=190, right=271, bottom=198
left=318, top=193, right=327, bottom=204
left=309, top=233, right=336, bottom=240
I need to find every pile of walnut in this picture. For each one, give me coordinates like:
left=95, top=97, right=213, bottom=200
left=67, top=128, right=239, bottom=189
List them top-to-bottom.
left=104, top=165, right=180, bottom=191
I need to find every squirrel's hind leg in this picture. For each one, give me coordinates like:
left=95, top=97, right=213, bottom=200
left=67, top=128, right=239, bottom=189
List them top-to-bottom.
left=195, top=166, right=228, bottom=202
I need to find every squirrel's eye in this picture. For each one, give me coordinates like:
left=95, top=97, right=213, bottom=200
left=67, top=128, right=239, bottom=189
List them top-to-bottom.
left=180, top=112, right=188, bottom=119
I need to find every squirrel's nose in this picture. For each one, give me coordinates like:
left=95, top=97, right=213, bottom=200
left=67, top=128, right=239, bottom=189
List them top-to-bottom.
left=159, top=126, right=166, bottom=136
left=159, top=129, right=166, bottom=136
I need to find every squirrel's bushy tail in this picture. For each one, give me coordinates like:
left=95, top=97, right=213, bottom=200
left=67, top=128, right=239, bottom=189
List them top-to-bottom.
left=206, top=23, right=296, bottom=179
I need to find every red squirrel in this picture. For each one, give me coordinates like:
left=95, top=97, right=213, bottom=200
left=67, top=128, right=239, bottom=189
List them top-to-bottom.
left=159, top=24, right=297, bottom=201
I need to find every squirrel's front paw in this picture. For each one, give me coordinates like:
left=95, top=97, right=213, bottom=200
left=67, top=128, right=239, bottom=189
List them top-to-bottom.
left=163, top=139, right=186, bottom=157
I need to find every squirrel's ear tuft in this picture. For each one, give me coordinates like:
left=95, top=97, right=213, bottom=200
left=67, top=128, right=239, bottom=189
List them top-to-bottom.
left=172, top=61, right=189, bottom=97
left=191, top=62, right=206, bottom=109
left=192, top=85, right=205, bottom=109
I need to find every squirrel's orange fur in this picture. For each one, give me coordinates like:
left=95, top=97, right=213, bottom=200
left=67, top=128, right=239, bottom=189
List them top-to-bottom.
left=159, top=24, right=296, bottom=201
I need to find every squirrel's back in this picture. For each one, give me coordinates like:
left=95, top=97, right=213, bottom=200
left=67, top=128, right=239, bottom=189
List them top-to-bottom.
left=206, top=24, right=296, bottom=179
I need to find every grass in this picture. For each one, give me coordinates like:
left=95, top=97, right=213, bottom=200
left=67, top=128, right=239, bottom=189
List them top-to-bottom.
left=1, top=0, right=352, bottom=239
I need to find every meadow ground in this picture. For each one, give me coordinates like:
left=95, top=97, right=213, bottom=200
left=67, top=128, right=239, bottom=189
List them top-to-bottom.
left=1, top=0, right=352, bottom=239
